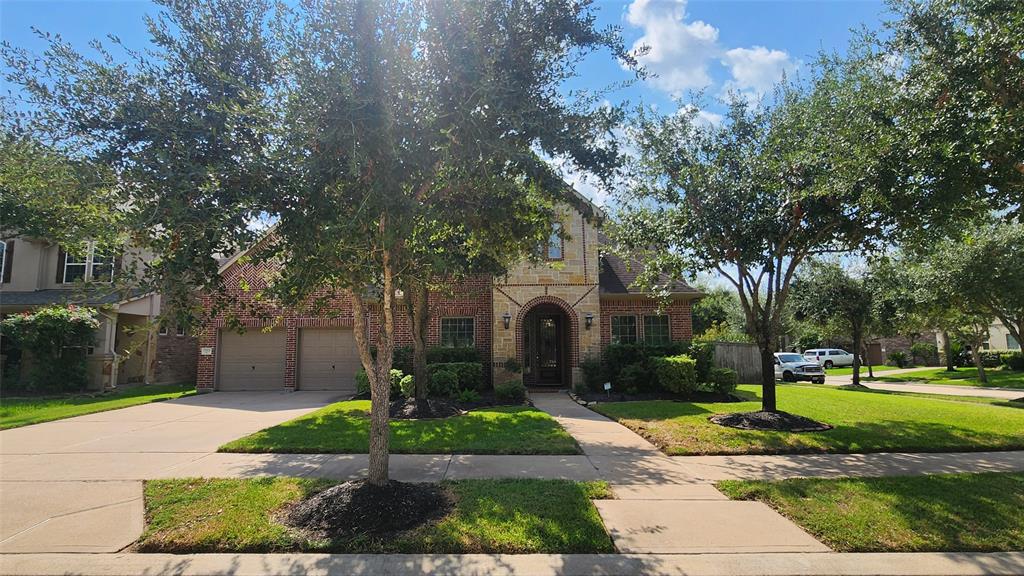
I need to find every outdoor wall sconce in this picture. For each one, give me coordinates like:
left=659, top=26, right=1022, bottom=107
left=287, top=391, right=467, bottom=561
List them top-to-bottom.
left=502, top=312, right=512, bottom=329
left=585, top=312, right=594, bottom=330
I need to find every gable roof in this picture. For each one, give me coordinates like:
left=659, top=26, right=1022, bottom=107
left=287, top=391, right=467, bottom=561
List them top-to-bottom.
left=597, top=233, right=700, bottom=298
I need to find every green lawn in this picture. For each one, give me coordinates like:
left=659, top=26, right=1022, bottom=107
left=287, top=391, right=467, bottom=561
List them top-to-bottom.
left=824, top=365, right=903, bottom=376
left=868, top=367, right=1024, bottom=389
left=0, top=383, right=195, bottom=430
left=823, top=384, right=1024, bottom=410
left=591, top=385, right=1024, bottom=455
left=219, top=400, right=580, bottom=455
left=718, top=472, right=1024, bottom=552
left=139, top=477, right=614, bottom=553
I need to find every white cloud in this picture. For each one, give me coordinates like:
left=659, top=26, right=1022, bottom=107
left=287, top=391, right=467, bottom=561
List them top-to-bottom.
left=624, top=0, right=796, bottom=101
left=626, top=0, right=720, bottom=95
left=721, top=46, right=798, bottom=97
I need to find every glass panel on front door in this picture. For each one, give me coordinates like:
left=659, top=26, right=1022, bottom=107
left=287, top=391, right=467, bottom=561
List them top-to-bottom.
left=537, top=315, right=562, bottom=383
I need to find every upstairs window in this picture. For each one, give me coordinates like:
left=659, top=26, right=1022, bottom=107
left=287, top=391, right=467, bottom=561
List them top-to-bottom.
left=546, top=222, right=563, bottom=260
left=0, top=240, right=12, bottom=284
left=58, top=242, right=116, bottom=284
left=611, top=315, right=637, bottom=344
left=643, top=315, right=671, bottom=345
left=440, top=318, right=475, bottom=348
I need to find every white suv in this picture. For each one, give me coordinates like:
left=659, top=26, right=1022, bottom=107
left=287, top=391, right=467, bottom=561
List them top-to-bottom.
left=803, top=348, right=855, bottom=369
left=774, top=353, right=825, bottom=384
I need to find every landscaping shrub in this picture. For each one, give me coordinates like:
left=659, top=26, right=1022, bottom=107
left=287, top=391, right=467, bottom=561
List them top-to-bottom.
left=0, top=305, right=99, bottom=392
left=689, top=340, right=715, bottom=383
left=602, top=342, right=689, bottom=386
left=910, top=342, right=939, bottom=366
left=427, top=346, right=479, bottom=364
left=977, top=349, right=1016, bottom=368
left=886, top=351, right=909, bottom=368
left=1001, top=352, right=1024, bottom=371
left=579, top=354, right=604, bottom=392
left=650, top=354, right=697, bottom=395
left=503, top=356, right=522, bottom=374
left=429, top=362, right=484, bottom=391
left=617, top=362, right=656, bottom=394
left=705, top=367, right=738, bottom=395
left=355, top=368, right=404, bottom=397
left=428, top=369, right=459, bottom=398
left=399, top=374, right=415, bottom=398
left=494, top=379, right=527, bottom=403
left=455, top=388, right=481, bottom=403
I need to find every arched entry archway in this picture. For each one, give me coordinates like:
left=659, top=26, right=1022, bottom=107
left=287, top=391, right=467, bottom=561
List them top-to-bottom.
left=515, top=297, right=579, bottom=387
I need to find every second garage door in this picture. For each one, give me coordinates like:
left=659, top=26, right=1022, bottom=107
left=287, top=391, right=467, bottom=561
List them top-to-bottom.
left=298, top=328, right=360, bottom=392
left=218, top=329, right=286, bottom=391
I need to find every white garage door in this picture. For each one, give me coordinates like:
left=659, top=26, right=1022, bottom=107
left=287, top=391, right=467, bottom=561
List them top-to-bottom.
left=298, top=328, right=360, bottom=392
left=217, top=329, right=286, bottom=391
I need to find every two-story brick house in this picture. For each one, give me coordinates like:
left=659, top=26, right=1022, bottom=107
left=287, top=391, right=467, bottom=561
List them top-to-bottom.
left=196, top=197, right=700, bottom=392
left=0, top=237, right=198, bottom=389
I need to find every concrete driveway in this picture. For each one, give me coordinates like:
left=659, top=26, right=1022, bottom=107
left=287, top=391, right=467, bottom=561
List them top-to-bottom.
left=0, top=391, right=340, bottom=553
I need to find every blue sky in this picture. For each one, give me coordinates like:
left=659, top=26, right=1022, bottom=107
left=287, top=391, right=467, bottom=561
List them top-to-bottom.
left=2, top=0, right=888, bottom=204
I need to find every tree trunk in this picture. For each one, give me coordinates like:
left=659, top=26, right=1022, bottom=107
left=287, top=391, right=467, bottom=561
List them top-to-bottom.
left=350, top=248, right=398, bottom=487
left=409, top=281, right=430, bottom=401
left=851, top=327, right=863, bottom=387
left=943, top=331, right=955, bottom=372
left=972, top=341, right=988, bottom=384
left=758, top=343, right=777, bottom=413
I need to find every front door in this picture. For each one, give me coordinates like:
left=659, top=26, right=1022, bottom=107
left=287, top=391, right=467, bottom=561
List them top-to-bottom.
left=536, top=314, right=563, bottom=385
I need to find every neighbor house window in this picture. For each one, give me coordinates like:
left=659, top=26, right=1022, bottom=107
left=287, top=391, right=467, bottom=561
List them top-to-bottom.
left=546, top=222, right=563, bottom=260
left=0, top=240, right=11, bottom=284
left=59, top=242, right=115, bottom=283
left=610, top=315, right=637, bottom=344
left=643, top=315, right=671, bottom=345
left=440, top=318, right=474, bottom=348
left=158, top=325, right=168, bottom=336
left=176, top=325, right=186, bottom=337
left=1009, top=334, right=1021, bottom=351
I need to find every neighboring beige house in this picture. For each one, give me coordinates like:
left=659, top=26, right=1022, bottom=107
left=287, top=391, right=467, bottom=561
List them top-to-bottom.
left=0, top=236, right=197, bottom=390
left=934, top=320, right=1021, bottom=353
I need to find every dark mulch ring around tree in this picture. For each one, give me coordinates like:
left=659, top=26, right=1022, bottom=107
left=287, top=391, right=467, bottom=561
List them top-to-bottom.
left=571, top=389, right=743, bottom=405
left=709, top=411, right=833, bottom=432
left=282, top=480, right=453, bottom=541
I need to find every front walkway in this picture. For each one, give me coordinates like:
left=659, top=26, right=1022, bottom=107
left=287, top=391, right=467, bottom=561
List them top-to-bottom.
left=530, top=393, right=828, bottom=554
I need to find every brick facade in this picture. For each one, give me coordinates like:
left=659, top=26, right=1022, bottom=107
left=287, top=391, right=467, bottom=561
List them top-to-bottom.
left=197, top=203, right=697, bottom=391
left=599, top=298, right=694, bottom=346
left=154, top=333, right=199, bottom=383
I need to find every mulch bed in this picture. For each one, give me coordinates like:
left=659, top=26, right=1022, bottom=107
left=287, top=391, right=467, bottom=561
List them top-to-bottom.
left=572, top=390, right=743, bottom=405
left=388, top=398, right=463, bottom=420
left=709, top=410, right=833, bottom=432
left=283, top=480, right=453, bottom=541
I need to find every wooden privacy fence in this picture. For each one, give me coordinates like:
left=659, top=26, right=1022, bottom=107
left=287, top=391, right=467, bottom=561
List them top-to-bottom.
left=712, top=341, right=763, bottom=384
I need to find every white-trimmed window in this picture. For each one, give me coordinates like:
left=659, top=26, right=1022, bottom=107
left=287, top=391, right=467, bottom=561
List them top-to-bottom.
left=60, top=242, right=115, bottom=283
left=440, top=318, right=475, bottom=348
left=158, top=325, right=168, bottom=336
left=176, top=325, right=186, bottom=337
left=1009, top=334, right=1021, bottom=351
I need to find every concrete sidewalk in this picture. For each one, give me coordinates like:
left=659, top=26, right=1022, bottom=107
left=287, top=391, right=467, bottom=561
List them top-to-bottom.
left=531, top=393, right=827, bottom=554
left=4, top=552, right=1023, bottom=576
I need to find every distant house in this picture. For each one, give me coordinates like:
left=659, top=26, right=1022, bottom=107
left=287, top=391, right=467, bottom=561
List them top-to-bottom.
left=196, top=194, right=701, bottom=392
left=0, top=236, right=197, bottom=389
left=934, top=320, right=1020, bottom=352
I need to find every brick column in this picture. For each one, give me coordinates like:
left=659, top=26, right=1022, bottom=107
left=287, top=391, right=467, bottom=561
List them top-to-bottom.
left=284, top=319, right=298, bottom=390
left=196, top=326, right=217, bottom=391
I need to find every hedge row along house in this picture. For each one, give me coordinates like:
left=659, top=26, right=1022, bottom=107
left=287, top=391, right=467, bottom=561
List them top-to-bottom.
left=198, top=196, right=701, bottom=392
left=0, top=235, right=198, bottom=389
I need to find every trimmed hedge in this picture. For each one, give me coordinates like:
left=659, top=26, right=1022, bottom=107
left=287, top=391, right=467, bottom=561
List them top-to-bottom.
left=602, top=342, right=689, bottom=387
left=392, top=346, right=480, bottom=374
left=651, top=354, right=697, bottom=395
left=429, top=362, right=484, bottom=391
left=705, top=367, right=738, bottom=395
left=355, top=368, right=405, bottom=397
left=429, top=369, right=460, bottom=398
left=495, top=379, right=527, bottom=403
